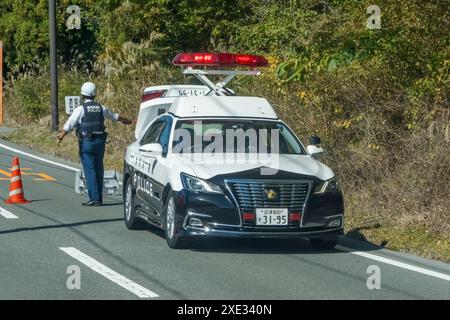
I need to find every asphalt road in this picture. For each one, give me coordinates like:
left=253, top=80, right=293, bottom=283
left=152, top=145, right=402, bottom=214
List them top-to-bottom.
left=0, top=138, right=449, bottom=300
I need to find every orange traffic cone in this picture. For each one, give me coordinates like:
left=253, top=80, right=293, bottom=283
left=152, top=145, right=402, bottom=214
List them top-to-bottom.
left=4, top=157, right=31, bottom=204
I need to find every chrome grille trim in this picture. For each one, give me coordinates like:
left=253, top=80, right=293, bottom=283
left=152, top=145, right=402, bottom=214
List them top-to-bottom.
left=224, top=179, right=313, bottom=227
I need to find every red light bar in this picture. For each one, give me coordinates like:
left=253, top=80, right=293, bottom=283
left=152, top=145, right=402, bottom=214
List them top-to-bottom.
left=172, top=53, right=268, bottom=67
left=173, top=53, right=234, bottom=66
left=234, top=54, right=268, bottom=67
left=141, top=90, right=167, bottom=103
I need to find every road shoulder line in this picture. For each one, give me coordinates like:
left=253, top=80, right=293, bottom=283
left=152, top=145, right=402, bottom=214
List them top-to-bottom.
left=0, top=141, right=79, bottom=172
left=337, top=245, right=450, bottom=282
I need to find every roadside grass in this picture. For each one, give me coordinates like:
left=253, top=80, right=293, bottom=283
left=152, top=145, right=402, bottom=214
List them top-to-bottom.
left=346, top=220, right=450, bottom=263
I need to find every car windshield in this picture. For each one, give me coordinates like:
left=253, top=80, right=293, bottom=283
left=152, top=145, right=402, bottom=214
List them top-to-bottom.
left=172, top=119, right=306, bottom=154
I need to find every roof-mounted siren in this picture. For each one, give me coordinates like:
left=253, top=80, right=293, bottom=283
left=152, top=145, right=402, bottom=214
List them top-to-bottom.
left=172, top=53, right=269, bottom=96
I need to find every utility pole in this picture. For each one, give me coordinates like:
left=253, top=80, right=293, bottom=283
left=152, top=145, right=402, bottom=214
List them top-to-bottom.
left=49, top=0, right=59, bottom=131
left=0, top=41, right=3, bottom=125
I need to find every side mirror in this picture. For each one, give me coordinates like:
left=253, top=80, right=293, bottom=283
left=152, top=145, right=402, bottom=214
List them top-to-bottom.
left=307, top=136, right=324, bottom=159
left=139, top=143, right=163, bottom=156
left=307, top=145, right=325, bottom=159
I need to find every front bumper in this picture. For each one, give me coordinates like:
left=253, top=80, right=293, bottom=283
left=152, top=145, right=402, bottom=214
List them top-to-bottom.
left=173, top=187, right=345, bottom=240
left=179, top=225, right=344, bottom=239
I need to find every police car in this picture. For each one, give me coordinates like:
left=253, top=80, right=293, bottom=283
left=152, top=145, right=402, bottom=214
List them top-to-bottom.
left=123, top=53, right=344, bottom=249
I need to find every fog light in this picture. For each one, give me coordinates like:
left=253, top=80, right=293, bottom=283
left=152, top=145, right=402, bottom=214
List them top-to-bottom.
left=189, top=217, right=204, bottom=227
left=328, top=219, right=341, bottom=227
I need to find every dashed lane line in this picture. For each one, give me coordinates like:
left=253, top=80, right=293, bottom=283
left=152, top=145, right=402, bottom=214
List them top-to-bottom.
left=0, top=205, right=19, bottom=219
left=59, top=247, right=159, bottom=298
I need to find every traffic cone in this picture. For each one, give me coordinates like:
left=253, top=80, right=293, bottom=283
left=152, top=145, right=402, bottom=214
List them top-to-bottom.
left=4, top=157, right=31, bottom=204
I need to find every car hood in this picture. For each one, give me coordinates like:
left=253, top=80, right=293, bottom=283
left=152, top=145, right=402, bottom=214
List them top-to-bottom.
left=172, top=153, right=334, bottom=181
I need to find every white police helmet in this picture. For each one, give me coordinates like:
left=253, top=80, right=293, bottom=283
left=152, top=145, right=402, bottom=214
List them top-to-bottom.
left=80, top=82, right=97, bottom=98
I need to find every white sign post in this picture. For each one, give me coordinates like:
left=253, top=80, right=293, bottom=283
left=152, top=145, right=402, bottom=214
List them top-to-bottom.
left=65, top=96, right=80, bottom=115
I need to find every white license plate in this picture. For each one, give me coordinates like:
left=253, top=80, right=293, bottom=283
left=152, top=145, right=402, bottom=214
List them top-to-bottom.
left=175, top=89, right=208, bottom=96
left=256, top=208, right=288, bottom=226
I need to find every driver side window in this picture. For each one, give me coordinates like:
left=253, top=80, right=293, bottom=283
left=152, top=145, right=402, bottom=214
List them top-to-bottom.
left=140, top=121, right=165, bottom=146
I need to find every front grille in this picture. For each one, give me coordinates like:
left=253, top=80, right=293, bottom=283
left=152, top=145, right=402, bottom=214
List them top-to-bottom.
left=226, top=180, right=310, bottom=212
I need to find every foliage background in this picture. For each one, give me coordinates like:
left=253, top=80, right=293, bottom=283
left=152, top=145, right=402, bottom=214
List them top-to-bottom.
left=1, top=0, right=449, bottom=260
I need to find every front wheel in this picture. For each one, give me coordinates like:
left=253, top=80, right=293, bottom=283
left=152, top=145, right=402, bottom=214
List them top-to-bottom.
left=124, top=178, right=147, bottom=230
left=163, top=192, right=185, bottom=249
left=309, top=237, right=338, bottom=250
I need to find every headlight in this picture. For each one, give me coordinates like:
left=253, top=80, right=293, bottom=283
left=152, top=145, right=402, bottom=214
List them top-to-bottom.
left=181, top=173, right=223, bottom=194
left=314, top=177, right=339, bottom=194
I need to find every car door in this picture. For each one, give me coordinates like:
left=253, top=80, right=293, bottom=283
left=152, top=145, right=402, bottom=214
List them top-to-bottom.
left=137, top=116, right=174, bottom=217
left=150, top=116, right=174, bottom=213
left=134, top=119, right=166, bottom=218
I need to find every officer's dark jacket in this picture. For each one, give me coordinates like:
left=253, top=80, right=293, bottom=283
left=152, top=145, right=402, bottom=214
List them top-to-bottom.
left=79, top=101, right=106, bottom=135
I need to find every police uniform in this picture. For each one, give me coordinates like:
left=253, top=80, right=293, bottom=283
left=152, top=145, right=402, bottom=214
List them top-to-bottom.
left=63, top=99, right=119, bottom=204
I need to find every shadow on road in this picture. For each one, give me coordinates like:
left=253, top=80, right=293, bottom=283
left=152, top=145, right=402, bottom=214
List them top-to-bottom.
left=25, top=199, right=52, bottom=203
left=101, top=202, right=123, bottom=207
left=0, top=218, right=124, bottom=235
left=144, top=226, right=383, bottom=255
left=188, top=237, right=382, bottom=255
left=190, top=237, right=338, bottom=254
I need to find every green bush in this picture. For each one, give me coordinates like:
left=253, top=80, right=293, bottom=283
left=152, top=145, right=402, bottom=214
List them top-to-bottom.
left=8, top=74, right=50, bottom=120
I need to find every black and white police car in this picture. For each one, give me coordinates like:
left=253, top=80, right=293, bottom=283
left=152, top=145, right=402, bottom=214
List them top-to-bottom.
left=123, top=53, right=344, bottom=249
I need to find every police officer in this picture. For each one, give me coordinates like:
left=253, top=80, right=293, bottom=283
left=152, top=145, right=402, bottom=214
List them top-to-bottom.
left=57, top=82, right=132, bottom=206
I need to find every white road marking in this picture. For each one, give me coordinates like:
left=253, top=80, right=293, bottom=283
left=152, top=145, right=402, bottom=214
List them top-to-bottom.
left=0, top=142, right=79, bottom=172
left=0, top=206, right=19, bottom=219
left=337, top=245, right=450, bottom=282
left=59, top=247, right=159, bottom=298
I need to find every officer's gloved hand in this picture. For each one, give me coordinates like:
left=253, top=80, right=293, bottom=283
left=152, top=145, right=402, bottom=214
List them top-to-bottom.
left=118, top=116, right=134, bottom=125
left=57, top=130, right=67, bottom=145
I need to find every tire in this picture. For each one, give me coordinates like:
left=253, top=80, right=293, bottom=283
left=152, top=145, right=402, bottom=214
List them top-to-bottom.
left=124, top=177, right=147, bottom=230
left=163, top=191, right=185, bottom=249
left=309, top=237, right=338, bottom=250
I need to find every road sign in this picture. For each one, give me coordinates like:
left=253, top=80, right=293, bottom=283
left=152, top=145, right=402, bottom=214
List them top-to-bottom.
left=65, top=96, right=80, bottom=115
